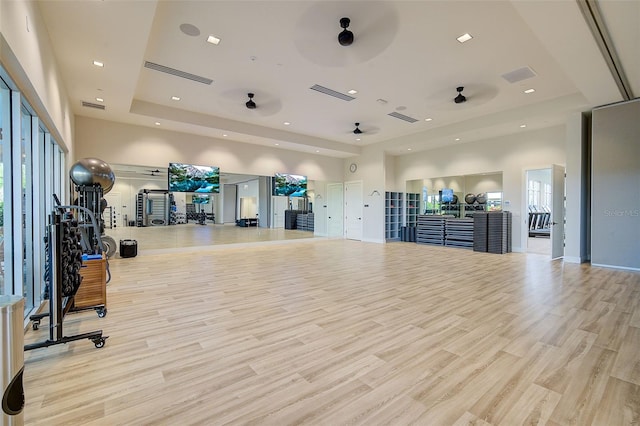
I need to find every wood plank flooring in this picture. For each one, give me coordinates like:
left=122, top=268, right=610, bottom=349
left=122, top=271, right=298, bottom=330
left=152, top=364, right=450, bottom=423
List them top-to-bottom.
left=22, top=238, right=640, bottom=425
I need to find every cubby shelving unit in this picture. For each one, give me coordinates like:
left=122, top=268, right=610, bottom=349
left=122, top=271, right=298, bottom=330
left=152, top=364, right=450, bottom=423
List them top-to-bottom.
left=385, top=192, right=403, bottom=240
left=405, top=193, right=420, bottom=228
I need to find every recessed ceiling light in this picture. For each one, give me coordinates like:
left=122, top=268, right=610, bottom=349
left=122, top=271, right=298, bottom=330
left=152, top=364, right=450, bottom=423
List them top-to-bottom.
left=457, top=33, right=473, bottom=43
left=207, top=35, right=221, bottom=45
left=93, top=60, right=104, bottom=67
left=524, top=88, right=536, bottom=94
left=347, top=89, right=358, bottom=95
left=171, top=96, right=181, bottom=101
left=95, top=97, right=104, bottom=102
left=425, top=117, right=433, bottom=122
left=155, top=122, right=161, bottom=126
left=283, top=122, right=291, bottom=126
left=520, top=124, right=527, bottom=128
left=222, top=134, right=228, bottom=137
left=355, top=138, right=361, bottom=141
left=455, top=138, right=461, bottom=141
left=274, top=143, right=279, bottom=146
left=407, top=148, right=412, bottom=151
left=315, top=150, right=320, bottom=153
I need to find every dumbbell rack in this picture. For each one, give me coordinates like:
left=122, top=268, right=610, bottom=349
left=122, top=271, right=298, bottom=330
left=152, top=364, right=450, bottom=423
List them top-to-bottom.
left=25, top=208, right=107, bottom=351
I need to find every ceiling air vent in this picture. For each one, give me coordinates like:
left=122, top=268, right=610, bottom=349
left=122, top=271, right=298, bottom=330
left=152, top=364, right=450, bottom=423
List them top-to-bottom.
left=144, top=61, right=213, bottom=85
left=501, top=66, right=537, bottom=84
left=309, top=84, right=355, bottom=101
left=81, top=101, right=105, bottom=110
left=388, top=111, right=418, bottom=123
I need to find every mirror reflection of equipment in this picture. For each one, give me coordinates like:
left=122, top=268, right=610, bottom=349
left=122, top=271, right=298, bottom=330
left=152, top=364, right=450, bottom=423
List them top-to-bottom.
left=69, top=158, right=117, bottom=258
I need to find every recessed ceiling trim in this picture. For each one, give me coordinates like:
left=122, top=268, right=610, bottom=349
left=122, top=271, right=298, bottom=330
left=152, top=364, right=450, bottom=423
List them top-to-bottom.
left=577, top=0, right=633, bottom=100
left=144, top=61, right=213, bottom=85
left=309, top=84, right=355, bottom=101
left=82, top=101, right=105, bottom=110
left=388, top=111, right=418, bottom=123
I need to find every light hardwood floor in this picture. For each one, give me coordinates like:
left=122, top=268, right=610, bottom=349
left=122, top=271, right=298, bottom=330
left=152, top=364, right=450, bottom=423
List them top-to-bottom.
left=22, top=237, right=640, bottom=425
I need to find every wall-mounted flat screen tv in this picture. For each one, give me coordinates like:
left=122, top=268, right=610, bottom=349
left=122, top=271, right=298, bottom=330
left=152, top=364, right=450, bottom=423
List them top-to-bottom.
left=168, top=163, right=220, bottom=193
left=273, top=173, right=307, bottom=197
left=441, top=188, right=454, bottom=203
left=191, top=195, right=210, bottom=204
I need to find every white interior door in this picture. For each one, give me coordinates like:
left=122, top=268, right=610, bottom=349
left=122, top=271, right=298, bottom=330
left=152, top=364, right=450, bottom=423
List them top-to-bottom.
left=551, top=164, right=565, bottom=259
left=345, top=181, right=363, bottom=241
left=327, top=183, right=344, bottom=237
left=104, top=192, right=122, bottom=228
left=272, top=195, right=288, bottom=228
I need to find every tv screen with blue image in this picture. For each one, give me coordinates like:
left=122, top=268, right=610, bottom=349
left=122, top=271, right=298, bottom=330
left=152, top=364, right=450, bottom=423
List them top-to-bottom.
left=169, top=163, right=220, bottom=193
left=273, top=173, right=307, bottom=197
left=441, top=188, right=454, bottom=203
left=191, top=195, right=210, bottom=204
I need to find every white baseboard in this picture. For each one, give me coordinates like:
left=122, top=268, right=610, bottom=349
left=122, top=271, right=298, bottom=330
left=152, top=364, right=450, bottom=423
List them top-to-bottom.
left=592, top=262, right=640, bottom=272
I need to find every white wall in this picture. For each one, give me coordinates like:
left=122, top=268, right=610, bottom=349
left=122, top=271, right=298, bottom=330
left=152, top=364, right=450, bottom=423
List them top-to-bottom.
left=0, top=1, right=74, bottom=154
left=75, top=116, right=345, bottom=182
left=393, top=125, right=566, bottom=251
left=345, top=148, right=386, bottom=243
left=464, top=174, right=503, bottom=195
left=309, top=180, right=329, bottom=237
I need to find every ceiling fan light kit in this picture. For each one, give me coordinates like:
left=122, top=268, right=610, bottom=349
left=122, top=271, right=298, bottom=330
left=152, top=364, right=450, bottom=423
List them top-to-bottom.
left=338, top=17, right=354, bottom=46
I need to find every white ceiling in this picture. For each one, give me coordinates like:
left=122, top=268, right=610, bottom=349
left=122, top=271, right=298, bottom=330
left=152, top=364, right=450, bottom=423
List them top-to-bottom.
left=37, top=0, right=638, bottom=159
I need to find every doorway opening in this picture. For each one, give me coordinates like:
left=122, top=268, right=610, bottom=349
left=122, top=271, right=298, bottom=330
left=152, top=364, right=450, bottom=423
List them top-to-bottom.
left=525, top=165, right=565, bottom=258
left=526, top=168, right=552, bottom=255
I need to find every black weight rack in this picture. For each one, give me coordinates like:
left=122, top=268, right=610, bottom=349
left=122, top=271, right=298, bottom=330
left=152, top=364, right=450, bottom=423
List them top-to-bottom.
left=25, top=205, right=107, bottom=351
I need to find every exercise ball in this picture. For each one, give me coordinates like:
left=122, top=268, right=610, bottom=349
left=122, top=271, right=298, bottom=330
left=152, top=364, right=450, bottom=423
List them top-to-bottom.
left=69, top=158, right=115, bottom=194
left=476, top=192, right=487, bottom=204
left=464, top=193, right=476, bottom=204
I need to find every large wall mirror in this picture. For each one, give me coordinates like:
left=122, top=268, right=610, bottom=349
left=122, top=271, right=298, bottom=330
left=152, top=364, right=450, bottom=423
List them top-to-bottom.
left=99, top=164, right=317, bottom=252
left=406, top=172, right=503, bottom=218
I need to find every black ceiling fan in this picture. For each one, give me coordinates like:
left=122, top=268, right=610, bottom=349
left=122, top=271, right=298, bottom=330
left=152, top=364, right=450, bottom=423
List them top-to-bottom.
left=338, top=17, right=354, bottom=46
left=454, top=86, right=467, bottom=104
left=246, top=93, right=257, bottom=109
left=353, top=122, right=363, bottom=134
left=142, top=169, right=164, bottom=176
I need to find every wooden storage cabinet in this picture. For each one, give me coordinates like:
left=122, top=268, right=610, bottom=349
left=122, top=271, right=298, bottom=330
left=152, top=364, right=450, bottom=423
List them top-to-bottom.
left=74, top=255, right=107, bottom=313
